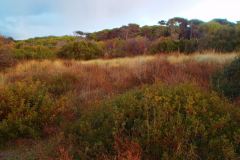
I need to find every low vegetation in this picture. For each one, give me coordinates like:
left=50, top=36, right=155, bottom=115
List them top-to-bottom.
left=0, top=17, right=240, bottom=159
left=0, top=17, right=240, bottom=68
left=57, top=41, right=103, bottom=60
left=0, top=53, right=239, bottom=159
left=212, top=56, right=240, bottom=100
left=0, top=81, right=54, bottom=144
left=68, top=84, right=240, bottom=159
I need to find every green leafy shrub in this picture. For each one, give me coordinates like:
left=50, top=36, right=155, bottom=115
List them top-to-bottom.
left=150, top=38, right=179, bottom=53
left=179, top=39, right=198, bottom=54
left=57, top=41, right=103, bottom=60
left=14, top=45, right=56, bottom=59
left=212, top=57, right=240, bottom=100
left=0, top=81, right=54, bottom=144
left=68, top=84, right=240, bottom=159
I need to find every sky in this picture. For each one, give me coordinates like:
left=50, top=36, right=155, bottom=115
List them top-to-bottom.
left=0, top=0, right=240, bottom=40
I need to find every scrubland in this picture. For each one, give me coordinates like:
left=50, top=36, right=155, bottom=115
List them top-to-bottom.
left=1, top=16, right=240, bottom=159
left=0, top=52, right=240, bottom=160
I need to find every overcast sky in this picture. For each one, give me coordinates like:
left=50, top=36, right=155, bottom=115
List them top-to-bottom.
left=0, top=0, right=239, bottom=40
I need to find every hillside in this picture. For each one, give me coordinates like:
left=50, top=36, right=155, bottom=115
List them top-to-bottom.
left=0, top=15, right=240, bottom=160
left=0, top=52, right=240, bottom=159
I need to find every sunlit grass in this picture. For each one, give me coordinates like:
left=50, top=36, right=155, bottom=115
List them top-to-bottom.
left=3, top=52, right=237, bottom=76
left=81, top=52, right=238, bottom=66
left=165, top=52, right=237, bottom=64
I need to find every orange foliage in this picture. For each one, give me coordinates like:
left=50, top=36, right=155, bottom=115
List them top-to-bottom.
left=114, top=136, right=142, bottom=160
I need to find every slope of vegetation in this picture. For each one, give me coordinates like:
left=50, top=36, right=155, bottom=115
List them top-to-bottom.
left=0, top=17, right=240, bottom=159
left=1, top=18, right=240, bottom=71
left=0, top=53, right=239, bottom=159
left=212, top=56, right=240, bottom=100
left=68, top=84, right=240, bottom=159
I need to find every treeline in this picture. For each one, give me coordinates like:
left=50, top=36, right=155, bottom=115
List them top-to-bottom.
left=0, top=17, right=240, bottom=65
left=83, top=18, right=240, bottom=53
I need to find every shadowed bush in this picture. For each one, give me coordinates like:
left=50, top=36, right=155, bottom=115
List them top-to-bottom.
left=0, top=36, right=16, bottom=70
left=150, top=38, right=179, bottom=53
left=179, top=39, right=198, bottom=54
left=0, top=47, right=15, bottom=70
left=212, top=56, right=240, bottom=100
left=67, top=84, right=240, bottom=159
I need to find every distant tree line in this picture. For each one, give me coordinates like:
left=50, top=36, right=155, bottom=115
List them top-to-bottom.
left=1, top=17, right=240, bottom=67
left=75, top=17, right=240, bottom=53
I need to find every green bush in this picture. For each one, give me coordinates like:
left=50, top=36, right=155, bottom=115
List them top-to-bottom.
left=150, top=38, right=179, bottom=53
left=179, top=39, right=198, bottom=54
left=57, top=41, right=103, bottom=60
left=14, top=45, right=56, bottom=59
left=212, top=57, right=240, bottom=100
left=0, top=81, right=54, bottom=144
left=67, top=84, right=240, bottom=159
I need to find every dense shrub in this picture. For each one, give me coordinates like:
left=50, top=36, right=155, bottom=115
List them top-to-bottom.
left=0, top=36, right=16, bottom=70
left=21, top=36, right=77, bottom=48
left=102, top=37, right=149, bottom=57
left=122, top=37, right=149, bottom=56
left=150, top=38, right=179, bottom=53
left=102, top=39, right=126, bottom=57
left=179, top=39, right=198, bottom=54
left=57, top=41, right=103, bottom=60
left=14, top=45, right=56, bottom=59
left=0, top=46, right=15, bottom=70
left=212, top=57, right=240, bottom=100
left=47, top=73, right=78, bottom=97
left=0, top=81, right=54, bottom=144
left=67, top=84, right=240, bottom=159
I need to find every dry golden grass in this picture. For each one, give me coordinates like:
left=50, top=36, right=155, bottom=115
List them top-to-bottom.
left=1, top=52, right=233, bottom=103
left=2, top=52, right=236, bottom=87
left=3, top=52, right=237, bottom=72
left=66, top=52, right=238, bottom=67
left=163, top=52, right=237, bottom=64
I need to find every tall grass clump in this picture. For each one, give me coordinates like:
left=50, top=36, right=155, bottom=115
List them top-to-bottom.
left=67, top=84, right=240, bottom=159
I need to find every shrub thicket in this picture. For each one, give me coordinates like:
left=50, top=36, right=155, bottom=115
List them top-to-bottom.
left=0, top=36, right=16, bottom=70
left=102, top=37, right=149, bottom=57
left=122, top=37, right=149, bottom=56
left=150, top=38, right=179, bottom=53
left=102, top=39, right=126, bottom=57
left=179, top=39, right=198, bottom=53
left=57, top=41, right=103, bottom=60
left=14, top=45, right=56, bottom=59
left=0, top=46, right=15, bottom=70
left=212, top=57, right=240, bottom=100
left=0, top=81, right=54, bottom=144
left=67, top=84, right=240, bottom=159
